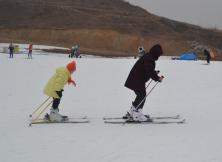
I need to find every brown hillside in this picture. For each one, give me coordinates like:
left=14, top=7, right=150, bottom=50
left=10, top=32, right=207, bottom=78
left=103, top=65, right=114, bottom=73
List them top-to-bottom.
left=0, top=0, right=222, bottom=58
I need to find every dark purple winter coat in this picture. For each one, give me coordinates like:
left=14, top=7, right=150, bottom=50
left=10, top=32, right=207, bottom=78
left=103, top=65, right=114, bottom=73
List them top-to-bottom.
left=125, top=44, right=163, bottom=91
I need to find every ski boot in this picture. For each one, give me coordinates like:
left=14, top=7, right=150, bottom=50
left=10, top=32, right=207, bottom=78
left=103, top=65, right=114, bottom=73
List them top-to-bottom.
left=123, top=105, right=137, bottom=119
left=49, top=108, right=68, bottom=122
left=132, top=109, right=152, bottom=122
left=44, top=113, right=50, bottom=121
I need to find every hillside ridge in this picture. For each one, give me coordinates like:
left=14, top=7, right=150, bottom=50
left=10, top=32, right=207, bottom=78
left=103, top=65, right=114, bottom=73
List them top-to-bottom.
left=0, top=0, right=222, bottom=57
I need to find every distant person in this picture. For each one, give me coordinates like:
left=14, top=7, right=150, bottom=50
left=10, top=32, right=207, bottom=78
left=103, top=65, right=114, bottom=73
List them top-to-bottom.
left=8, top=43, right=14, bottom=58
left=28, top=43, right=33, bottom=59
left=124, top=44, right=164, bottom=122
left=69, top=45, right=81, bottom=58
left=69, top=46, right=75, bottom=58
left=138, top=46, right=146, bottom=58
left=204, top=49, right=211, bottom=64
left=44, top=61, right=77, bottom=122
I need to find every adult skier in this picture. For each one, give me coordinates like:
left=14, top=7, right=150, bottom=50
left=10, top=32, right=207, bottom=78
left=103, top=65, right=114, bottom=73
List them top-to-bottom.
left=8, top=43, right=14, bottom=58
left=28, top=43, right=33, bottom=59
left=124, top=44, right=164, bottom=122
left=204, top=49, right=211, bottom=64
left=44, top=61, right=76, bottom=121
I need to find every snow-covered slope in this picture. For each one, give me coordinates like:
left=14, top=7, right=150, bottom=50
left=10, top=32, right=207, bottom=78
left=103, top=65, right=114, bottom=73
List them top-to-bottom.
left=1, top=48, right=222, bottom=162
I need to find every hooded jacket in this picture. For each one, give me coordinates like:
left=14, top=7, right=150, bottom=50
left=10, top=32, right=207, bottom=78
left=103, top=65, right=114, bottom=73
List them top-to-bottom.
left=125, top=44, right=163, bottom=91
left=44, top=67, right=71, bottom=98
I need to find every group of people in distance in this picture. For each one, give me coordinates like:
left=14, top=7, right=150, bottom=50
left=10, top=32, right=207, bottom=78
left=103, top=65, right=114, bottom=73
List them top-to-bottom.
left=8, top=43, right=33, bottom=59
left=8, top=43, right=81, bottom=59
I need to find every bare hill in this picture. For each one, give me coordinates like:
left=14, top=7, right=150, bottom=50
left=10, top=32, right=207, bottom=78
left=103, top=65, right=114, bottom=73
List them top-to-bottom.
left=0, top=0, right=222, bottom=58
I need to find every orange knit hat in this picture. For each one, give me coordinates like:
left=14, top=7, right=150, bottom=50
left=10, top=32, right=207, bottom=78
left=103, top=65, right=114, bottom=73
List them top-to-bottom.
left=66, top=61, right=76, bottom=72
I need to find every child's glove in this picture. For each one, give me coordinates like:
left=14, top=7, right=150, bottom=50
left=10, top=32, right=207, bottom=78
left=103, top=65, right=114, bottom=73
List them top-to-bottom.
left=68, top=78, right=76, bottom=86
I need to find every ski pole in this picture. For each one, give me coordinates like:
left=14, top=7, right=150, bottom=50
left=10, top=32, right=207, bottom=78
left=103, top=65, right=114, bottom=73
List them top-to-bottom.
left=146, top=80, right=152, bottom=89
left=135, top=81, right=160, bottom=110
left=29, top=97, right=51, bottom=117
left=33, top=100, right=53, bottom=121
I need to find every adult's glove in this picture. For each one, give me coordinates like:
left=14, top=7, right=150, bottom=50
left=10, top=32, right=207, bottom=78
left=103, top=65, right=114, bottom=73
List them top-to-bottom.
left=158, top=76, right=164, bottom=82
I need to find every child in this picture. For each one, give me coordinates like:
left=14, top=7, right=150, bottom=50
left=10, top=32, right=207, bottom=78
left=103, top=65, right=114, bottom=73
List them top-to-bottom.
left=44, top=61, right=76, bottom=121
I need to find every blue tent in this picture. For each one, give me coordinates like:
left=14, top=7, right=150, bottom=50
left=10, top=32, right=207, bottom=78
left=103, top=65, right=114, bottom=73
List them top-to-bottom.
left=177, top=52, right=197, bottom=60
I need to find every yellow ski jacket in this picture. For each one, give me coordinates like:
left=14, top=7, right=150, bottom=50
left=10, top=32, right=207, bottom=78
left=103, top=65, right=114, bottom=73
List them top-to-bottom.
left=44, top=67, right=71, bottom=98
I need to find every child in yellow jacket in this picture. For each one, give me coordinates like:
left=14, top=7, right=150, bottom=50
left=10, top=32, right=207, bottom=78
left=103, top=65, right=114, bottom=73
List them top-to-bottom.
left=44, top=61, right=76, bottom=121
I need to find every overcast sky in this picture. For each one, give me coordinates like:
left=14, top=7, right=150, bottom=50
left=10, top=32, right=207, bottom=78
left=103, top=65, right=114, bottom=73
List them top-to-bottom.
left=126, top=0, right=222, bottom=29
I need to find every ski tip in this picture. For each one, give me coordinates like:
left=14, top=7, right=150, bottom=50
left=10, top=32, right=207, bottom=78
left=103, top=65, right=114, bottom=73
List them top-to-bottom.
left=178, top=119, right=186, bottom=124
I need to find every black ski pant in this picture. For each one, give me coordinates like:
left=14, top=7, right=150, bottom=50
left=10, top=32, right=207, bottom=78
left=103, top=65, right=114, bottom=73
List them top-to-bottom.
left=28, top=50, right=32, bottom=58
left=9, top=51, right=13, bottom=58
left=207, top=56, right=210, bottom=64
left=132, top=89, right=146, bottom=110
left=52, top=90, right=63, bottom=110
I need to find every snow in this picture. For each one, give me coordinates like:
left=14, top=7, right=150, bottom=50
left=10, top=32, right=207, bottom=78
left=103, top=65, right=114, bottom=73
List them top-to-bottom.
left=1, top=43, right=222, bottom=162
